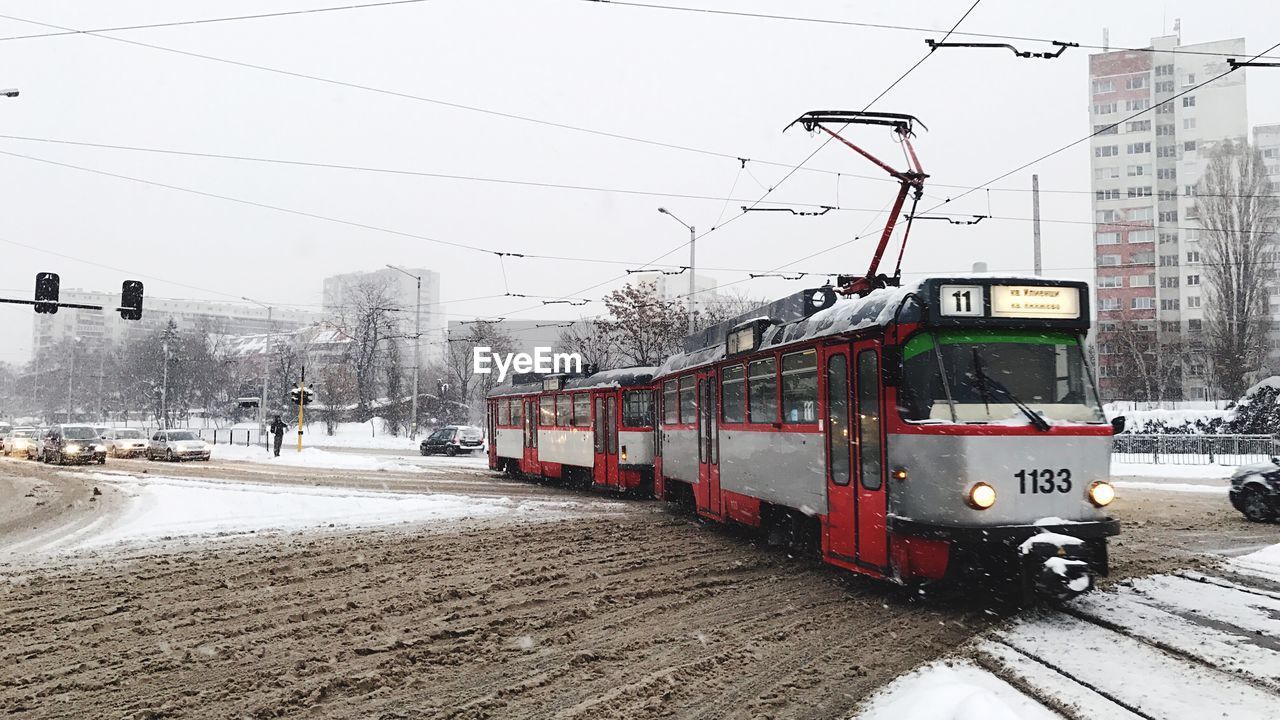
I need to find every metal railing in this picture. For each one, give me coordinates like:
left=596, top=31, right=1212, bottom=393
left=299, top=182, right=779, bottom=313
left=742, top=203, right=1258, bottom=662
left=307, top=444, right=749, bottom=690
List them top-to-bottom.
left=198, top=428, right=259, bottom=446
left=1113, top=433, right=1279, bottom=465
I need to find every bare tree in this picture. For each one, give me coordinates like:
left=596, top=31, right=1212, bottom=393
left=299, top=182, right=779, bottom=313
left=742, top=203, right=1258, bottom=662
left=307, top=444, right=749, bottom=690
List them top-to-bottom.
left=1197, top=139, right=1280, bottom=399
left=332, top=277, right=401, bottom=421
left=599, top=281, right=688, bottom=366
left=692, top=289, right=769, bottom=332
left=1095, top=309, right=1189, bottom=402
left=557, top=319, right=616, bottom=370
left=445, top=321, right=516, bottom=420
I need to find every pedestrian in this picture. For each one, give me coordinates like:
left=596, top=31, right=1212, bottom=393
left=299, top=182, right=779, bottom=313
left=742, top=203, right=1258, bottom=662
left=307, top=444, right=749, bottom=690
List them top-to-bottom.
left=270, top=414, right=287, bottom=457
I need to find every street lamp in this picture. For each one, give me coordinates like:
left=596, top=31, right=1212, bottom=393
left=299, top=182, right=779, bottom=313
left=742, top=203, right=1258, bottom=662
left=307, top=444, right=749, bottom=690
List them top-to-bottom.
left=658, top=207, right=696, bottom=327
left=385, top=264, right=422, bottom=440
left=242, top=297, right=273, bottom=443
left=67, top=336, right=81, bottom=423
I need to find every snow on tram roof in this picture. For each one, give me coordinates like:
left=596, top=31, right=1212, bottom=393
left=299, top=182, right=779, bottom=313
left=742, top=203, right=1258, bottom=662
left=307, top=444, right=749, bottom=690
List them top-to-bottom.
left=487, top=367, right=657, bottom=397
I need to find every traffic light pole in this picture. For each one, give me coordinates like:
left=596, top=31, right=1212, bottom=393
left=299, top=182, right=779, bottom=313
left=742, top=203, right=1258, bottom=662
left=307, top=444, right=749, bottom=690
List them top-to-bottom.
left=297, top=365, right=306, bottom=452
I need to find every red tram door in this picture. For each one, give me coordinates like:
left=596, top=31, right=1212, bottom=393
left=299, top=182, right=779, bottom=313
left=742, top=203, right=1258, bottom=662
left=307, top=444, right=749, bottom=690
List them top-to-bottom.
left=852, top=342, right=888, bottom=570
left=821, top=346, right=857, bottom=562
left=697, top=372, right=722, bottom=518
left=593, top=393, right=619, bottom=488
left=523, top=398, right=538, bottom=471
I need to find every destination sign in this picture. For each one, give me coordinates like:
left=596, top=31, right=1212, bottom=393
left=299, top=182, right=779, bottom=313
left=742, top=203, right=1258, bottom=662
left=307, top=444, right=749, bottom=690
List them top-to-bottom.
left=990, top=285, right=1081, bottom=319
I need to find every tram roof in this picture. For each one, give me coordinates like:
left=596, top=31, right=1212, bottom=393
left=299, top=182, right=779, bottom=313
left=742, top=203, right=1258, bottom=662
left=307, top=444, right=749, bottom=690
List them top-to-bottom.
left=654, top=275, right=1089, bottom=378
left=487, top=366, right=657, bottom=398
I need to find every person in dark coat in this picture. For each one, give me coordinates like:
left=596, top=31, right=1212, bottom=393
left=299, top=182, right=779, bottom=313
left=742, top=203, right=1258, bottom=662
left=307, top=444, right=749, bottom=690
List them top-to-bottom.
left=270, top=415, right=287, bottom=456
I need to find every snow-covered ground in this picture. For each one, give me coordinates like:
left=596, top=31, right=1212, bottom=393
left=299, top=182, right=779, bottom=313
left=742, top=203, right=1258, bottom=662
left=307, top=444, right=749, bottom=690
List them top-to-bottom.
left=210, top=443, right=488, bottom=474
left=1110, top=461, right=1236, bottom=480
left=36, top=471, right=609, bottom=553
left=854, top=543, right=1280, bottom=719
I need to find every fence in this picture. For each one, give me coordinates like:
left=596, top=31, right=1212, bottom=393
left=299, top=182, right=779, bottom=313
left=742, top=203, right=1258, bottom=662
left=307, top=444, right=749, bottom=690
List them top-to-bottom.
left=198, top=428, right=262, bottom=447
left=1112, top=434, right=1279, bottom=465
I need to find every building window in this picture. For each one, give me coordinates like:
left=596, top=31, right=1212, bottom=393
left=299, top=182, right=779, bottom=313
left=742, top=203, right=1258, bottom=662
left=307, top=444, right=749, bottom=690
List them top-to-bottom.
left=1155, top=64, right=1173, bottom=76
left=1185, top=73, right=1196, bottom=85
left=1125, top=76, right=1148, bottom=90
left=1093, top=79, right=1115, bottom=94
left=1155, top=80, right=1175, bottom=93
left=1182, top=96, right=1196, bottom=107
left=1094, top=102, right=1117, bottom=115
left=1156, top=102, right=1174, bottom=115
left=1183, top=118, right=1197, bottom=130
left=1127, top=120, right=1151, bottom=132
left=1094, top=123, right=1118, bottom=135
left=1156, top=123, right=1175, bottom=136
left=1184, top=140, right=1197, bottom=152
left=1127, top=142, right=1151, bottom=154
left=1095, top=145, right=1119, bottom=157
left=1157, top=145, right=1177, bottom=158
left=1127, top=164, right=1151, bottom=176
left=1095, top=167, right=1120, bottom=180
left=1157, top=167, right=1177, bottom=180
left=1184, top=185, right=1198, bottom=196
left=1127, top=186, right=1152, bottom=197
left=1096, top=189, right=1121, bottom=200
left=1158, top=190, right=1177, bottom=201
left=1185, top=206, right=1199, bottom=220
left=1128, top=207, right=1153, bottom=221
left=1097, top=209, right=1117, bottom=223
left=1159, top=211, right=1178, bottom=223
left=1129, top=229, right=1154, bottom=243
left=1096, top=232, right=1120, bottom=245
left=1159, top=232, right=1178, bottom=244
left=1131, top=251, right=1155, bottom=265
left=1187, top=251, right=1200, bottom=263
left=1098, top=254, right=1121, bottom=267
left=1160, top=255, right=1179, bottom=266
left=1131, top=273, right=1155, bottom=287
left=1187, top=274, right=1200, bottom=286
left=1098, top=275, right=1124, bottom=288
left=1160, top=277, right=1179, bottom=288
left=1187, top=296, right=1201, bottom=309
left=1133, top=297, right=1156, bottom=310
left=1188, top=319, right=1202, bottom=332
left=1161, top=321, right=1181, bottom=332
left=780, top=350, right=817, bottom=424
left=747, top=357, right=778, bottom=424
left=678, top=376, right=697, bottom=424
left=663, top=380, right=677, bottom=424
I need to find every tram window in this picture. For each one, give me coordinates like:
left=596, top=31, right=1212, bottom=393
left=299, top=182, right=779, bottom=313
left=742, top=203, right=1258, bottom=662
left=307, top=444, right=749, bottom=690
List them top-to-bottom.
left=897, top=330, right=1104, bottom=424
left=781, top=349, right=818, bottom=423
left=857, top=350, right=882, bottom=491
left=827, top=354, right=851, bottom=486
left=748, top=357, right=778, bottom=423
left=721, top=364, right=745, bottom=423
left=679, top=376, right=697, bottom=424
left=663, top=380, right=678, bottom=424
left=622, top=390, right=654, bottom=427
left=556, top=394, right=572, bottom=426
left=573, top=394, right=591, bottom=426
left=540, top=396, right=555, bottom=426
left=511, top=399, right=523, bottom=427
left=497, top=400, right=510, bottom=426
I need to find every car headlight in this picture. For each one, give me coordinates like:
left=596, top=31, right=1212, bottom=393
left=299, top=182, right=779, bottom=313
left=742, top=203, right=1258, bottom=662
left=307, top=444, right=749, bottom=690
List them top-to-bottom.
left=66, top=444, right=81, bottom=454
left=1088, top=481, right=1115, bottom=507
left=968, top=482, right=997, bottom=509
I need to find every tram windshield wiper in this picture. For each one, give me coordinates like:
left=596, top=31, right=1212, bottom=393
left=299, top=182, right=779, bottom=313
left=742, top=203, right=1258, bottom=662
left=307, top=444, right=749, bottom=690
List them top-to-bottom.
left=970, top=348, right=1052, bottom=432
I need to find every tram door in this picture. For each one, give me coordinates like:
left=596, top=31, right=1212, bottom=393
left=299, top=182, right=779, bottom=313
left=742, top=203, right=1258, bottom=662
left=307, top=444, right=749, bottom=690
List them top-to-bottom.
left=852, top=341, right=888, bottom=570
left=821, top=346, right=857, bottom=561
left=697, top=372, right=722, bottom=518
left=593, top=393, right=619, bottom=488
left=523, top=398, right=538, bottom=471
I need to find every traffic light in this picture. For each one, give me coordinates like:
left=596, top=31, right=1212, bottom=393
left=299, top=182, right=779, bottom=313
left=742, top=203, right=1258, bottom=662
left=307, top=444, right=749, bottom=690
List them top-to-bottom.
left=34, top=272, right=59, bottom=314
left=120, top=280, right=144, bottom=321
left=288, top=386, right=316, bottom=406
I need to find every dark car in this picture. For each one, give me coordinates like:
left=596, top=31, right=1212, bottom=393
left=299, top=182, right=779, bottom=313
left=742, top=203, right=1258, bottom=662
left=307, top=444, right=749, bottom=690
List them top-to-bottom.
left=45, top=424, right=107, bottom=465
left=420, top=425, right=485, bottom=456
left=1229, top=459, right=1280, bottom=522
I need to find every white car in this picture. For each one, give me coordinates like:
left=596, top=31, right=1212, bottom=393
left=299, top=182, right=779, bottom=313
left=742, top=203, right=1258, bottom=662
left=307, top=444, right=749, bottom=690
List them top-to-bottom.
left=104, top=428, right=149, bottom=458
left=147, top=430, right=212, bottom=462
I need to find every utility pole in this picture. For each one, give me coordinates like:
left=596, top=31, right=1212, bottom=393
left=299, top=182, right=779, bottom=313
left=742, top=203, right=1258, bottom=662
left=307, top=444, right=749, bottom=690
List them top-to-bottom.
left=1032, top=174, right=1043, bottom=276
left=657, top=208, right=696, bottom=327
left=385, top=265, right=422, bottom=439
left=242, top=298, right=273, bottom=445
left=66, top=339, right=75, bottom=423
left=160, top=339, right=169, bottom=430
left=96, top=347, right=105, bottom=423
left=296, top=365, right=306, bottom=452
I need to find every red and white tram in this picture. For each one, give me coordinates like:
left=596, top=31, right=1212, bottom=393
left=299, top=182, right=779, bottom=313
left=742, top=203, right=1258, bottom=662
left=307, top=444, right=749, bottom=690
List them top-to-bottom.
left=487, top=369, right=657, bottom=493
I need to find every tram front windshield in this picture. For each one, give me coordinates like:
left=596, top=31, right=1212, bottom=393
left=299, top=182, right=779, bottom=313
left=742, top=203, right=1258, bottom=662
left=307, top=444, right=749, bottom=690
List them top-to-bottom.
left=897, top=330, right=1104, bottom=424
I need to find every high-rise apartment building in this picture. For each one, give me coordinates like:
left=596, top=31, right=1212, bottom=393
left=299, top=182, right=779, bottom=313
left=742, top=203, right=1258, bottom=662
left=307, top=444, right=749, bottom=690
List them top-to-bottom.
left=1090, top=35, right=1248, bottom=400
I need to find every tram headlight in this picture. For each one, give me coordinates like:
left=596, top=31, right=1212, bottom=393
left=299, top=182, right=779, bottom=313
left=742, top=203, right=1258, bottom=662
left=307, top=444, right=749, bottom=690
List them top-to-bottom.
left=1088, top=481, right=1115, bottom=507
left=967, top=482, right=997, bottom=510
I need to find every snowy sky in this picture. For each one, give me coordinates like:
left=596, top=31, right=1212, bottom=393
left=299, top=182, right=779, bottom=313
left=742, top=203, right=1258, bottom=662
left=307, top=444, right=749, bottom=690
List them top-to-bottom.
left=0, top=0, right=1277, bottom=362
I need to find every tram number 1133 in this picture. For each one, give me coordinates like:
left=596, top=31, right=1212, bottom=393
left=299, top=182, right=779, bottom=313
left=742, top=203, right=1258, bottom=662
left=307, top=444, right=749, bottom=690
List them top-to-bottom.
left=1015, top=468, right=1072, bottom=494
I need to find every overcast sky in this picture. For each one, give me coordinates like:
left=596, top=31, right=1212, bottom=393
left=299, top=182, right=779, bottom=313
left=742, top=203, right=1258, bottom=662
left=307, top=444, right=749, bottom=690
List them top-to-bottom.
left=0, top=0, right=1277, bottom=362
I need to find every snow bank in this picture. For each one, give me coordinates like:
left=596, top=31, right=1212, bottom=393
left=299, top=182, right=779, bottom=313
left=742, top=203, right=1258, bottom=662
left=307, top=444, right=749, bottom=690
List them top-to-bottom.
left=212, top=444, right=428, bottom=473
left=1109, top=461, right=1236, bottom=479
left=61, top=474, right=593, bottom=550
left=1113, top=480, right=1228, bottom=494
left=853, top=661, right=1061, bottom=720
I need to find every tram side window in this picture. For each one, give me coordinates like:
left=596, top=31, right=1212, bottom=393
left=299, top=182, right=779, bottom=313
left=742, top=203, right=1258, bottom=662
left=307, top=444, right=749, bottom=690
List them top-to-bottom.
left=781, top=349, right=818, bottom=423
left=857, top=350, right=883, bottom=490
left=827, top=354, right=850, bottom=486
left=748, top=357, right=778, bottom=423
left=721, top=365, right=745, bottom=423
left=679, top=376, right=697, bottom=424
left=663, top=380, right=678, bottom=424
left=622, top=390, right=654, bottom=427
left=556, top=394, right=572, bottom=426
left=573, top=394, right=591, bottom=426
left=540, top=395, right=555, bottom=426
left=511, top=399, right=523, bottom=427
left=497, top=400, right=510, bottom=426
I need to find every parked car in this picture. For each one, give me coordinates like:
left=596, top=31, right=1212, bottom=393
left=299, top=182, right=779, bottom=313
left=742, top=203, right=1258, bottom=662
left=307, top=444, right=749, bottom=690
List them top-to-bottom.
left=0, top=422, right=11, bottom=452
left=44, top=424, right=107, bottom=465
left=420, top=425, right=485, bottom=456
left=4, top=427, right=37, bottom=457
left=31, top=427, right=53, bottom=461
left=103, top=428, right=149, bottom=458
left=147, top=430, right=212, bottom=462
left=1230, top=459, right=1280, bottom=522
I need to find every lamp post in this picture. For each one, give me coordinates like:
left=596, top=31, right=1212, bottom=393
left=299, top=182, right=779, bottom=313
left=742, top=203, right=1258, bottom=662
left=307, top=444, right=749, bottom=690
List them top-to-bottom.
left=657, top=207, right=696, bottom=327
left=385, top=265, right=422, bottom=440
left=242, top=297, right=273, bottom=444
left=67, top=337, right=81, bottom=423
